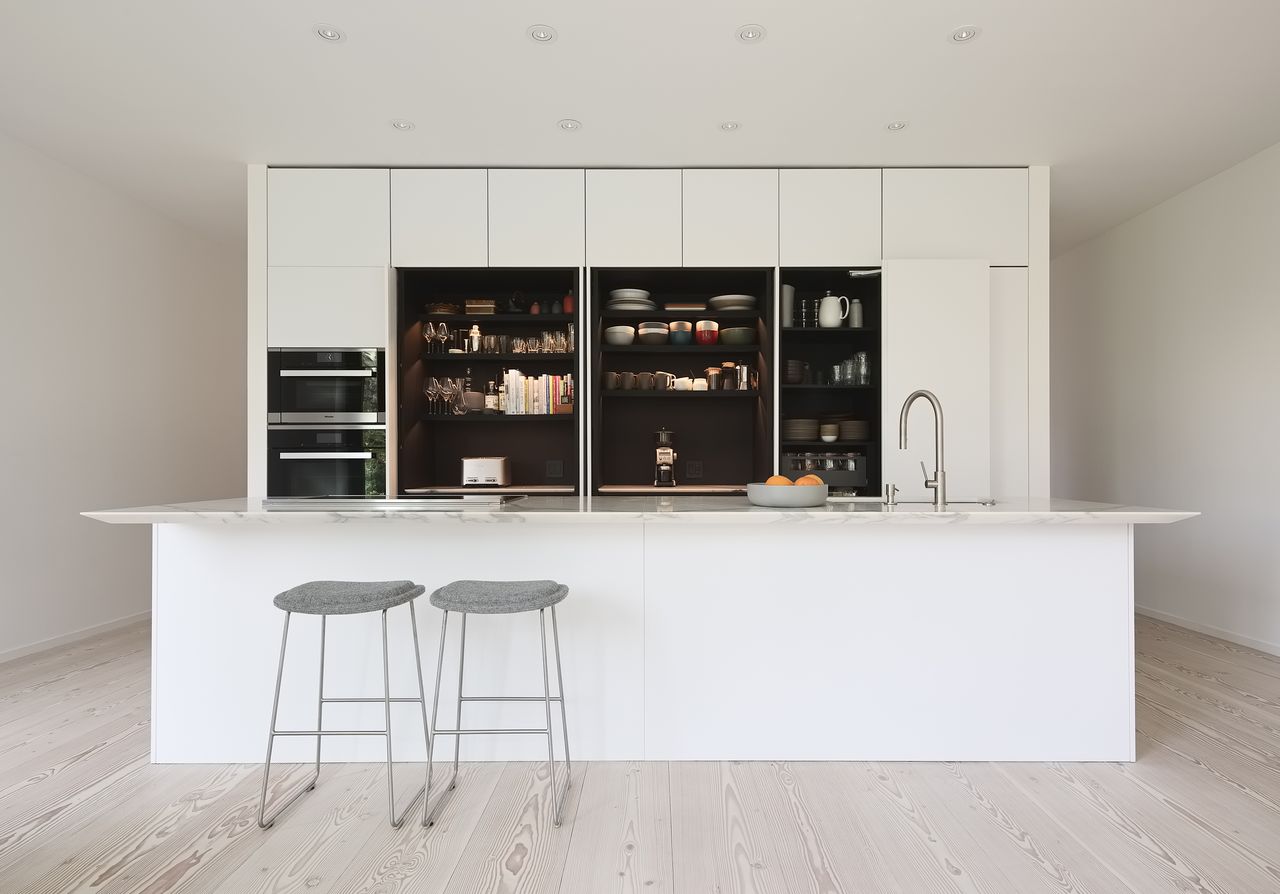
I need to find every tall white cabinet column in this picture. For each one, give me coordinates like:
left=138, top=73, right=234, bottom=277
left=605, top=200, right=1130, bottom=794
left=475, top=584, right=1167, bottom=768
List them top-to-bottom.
left=682, top=169, right=779, bottom=266
left=881, top=260, right=992, bottom=503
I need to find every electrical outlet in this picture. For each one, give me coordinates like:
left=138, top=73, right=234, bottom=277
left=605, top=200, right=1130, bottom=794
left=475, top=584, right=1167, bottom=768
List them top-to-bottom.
left=545, top=459, right=564, bottom=479
left=686, top=460, right=703, bottom=480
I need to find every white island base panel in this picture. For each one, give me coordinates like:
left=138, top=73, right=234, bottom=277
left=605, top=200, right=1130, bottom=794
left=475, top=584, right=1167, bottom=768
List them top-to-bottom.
left=151, top=520, right=1134, bottom=763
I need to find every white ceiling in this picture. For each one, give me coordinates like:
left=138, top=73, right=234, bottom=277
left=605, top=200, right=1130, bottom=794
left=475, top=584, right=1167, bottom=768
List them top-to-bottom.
left=5, top=1, right=1280, bottom=255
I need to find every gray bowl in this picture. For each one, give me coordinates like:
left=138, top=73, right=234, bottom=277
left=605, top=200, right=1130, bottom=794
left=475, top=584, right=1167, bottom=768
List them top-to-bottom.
left=746, top=482, right=829, bottom=508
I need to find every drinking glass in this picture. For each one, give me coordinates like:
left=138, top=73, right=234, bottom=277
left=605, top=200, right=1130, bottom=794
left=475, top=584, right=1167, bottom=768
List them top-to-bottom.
left=423, top=322, right=436, bottom=353
left=436, top=323, right=451, bottom=354
left=483, top=335, right=499, bottom=354
left=854, top=352, right=870, bottom=386
left=831, top=364, right=845, bottom=385
left=423, top=376, right=440, bottom=415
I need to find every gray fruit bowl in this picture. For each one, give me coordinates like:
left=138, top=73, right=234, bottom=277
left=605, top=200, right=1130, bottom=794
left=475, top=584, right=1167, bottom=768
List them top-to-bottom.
left=746, top=482, right=829, bottom=508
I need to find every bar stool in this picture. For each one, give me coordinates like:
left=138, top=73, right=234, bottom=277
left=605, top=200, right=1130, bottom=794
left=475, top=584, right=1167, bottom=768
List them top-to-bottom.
left=423, top=579, right=571, bottom=827
left=257, top=580, right=431, bottom=829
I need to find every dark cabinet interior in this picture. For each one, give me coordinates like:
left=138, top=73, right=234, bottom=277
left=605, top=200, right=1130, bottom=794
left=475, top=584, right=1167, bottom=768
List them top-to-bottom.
left=396, top=268, right=580, bottom=493
left=589, top=268, right=774, bottom=494
left=778, top=269, right=882, bottom=494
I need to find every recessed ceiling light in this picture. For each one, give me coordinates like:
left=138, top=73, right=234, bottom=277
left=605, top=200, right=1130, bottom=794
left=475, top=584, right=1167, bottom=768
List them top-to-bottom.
left=315, top=24, right=344, bottom=42
left=736, top=24, right=767, bottom=43
left=528, top=25, right=558, bottom=43
left=951, top=25, right=980, bottom=42
left=557, top=118, right=582, bottom=131
left=390, top=119, right=415, bottom=131
left=886, top=120, right=908, bottom=132
left=720, top=121, right=741, bottom=132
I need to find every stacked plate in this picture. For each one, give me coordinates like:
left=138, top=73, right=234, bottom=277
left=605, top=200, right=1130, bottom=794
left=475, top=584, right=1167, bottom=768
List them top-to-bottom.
left=606, top=288, right=657, bottom=312
left=707, top=294, right=758, bottom=311
left=783, top=359, right=807, bottom=385
left=781, top=418, right=820, bottom=441
left=839, top=420, right=871, bottom=441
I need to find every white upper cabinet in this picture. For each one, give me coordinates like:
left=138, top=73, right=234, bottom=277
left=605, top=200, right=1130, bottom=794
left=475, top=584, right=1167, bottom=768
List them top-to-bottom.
left=267, top=169, right=390, bottom=266
left=488, top=169, right=585, bottom=267
left=682, top=169, right=779, bottom=267
left=779, top=169, right=882, bottom=266
left=882, top=169, right=1028, bottom=266
left=391, top=170, right=488, bottom=267
left=586, top=170, right=682, bottom=267
left=881, top=260, right=991, bottom=502
left=267, top=267, right=389, bottom=348
left=990, top=268, right=1030, bottom=500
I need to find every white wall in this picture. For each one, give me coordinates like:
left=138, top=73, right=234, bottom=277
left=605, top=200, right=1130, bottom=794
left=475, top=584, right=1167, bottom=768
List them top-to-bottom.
left=0, top=130, right=244, bottom=661
left=1053, top=140, right=1280, bottom=654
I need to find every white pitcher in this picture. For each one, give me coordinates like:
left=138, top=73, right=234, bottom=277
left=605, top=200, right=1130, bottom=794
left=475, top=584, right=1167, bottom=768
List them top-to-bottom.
left=817, top=291, right=849, bottom=328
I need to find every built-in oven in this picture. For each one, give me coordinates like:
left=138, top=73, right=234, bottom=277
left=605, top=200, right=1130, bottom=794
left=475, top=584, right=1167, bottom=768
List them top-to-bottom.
left=268, top=349, right=385, bottom=424
left=267, top=427, right=387, bottom=497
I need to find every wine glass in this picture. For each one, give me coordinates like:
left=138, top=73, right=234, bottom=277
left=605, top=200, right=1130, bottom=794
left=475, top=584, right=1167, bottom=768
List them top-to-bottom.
left=423, top=322, right=436, bottom=354
left=436, top=323, right=451, bottom=354
left=423, top=376, right=440, bottom=415
left=437, top=377, right=456, bottom=416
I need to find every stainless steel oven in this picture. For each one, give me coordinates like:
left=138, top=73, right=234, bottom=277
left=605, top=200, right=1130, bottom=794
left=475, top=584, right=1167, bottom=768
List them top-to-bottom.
left=268, top=349, right=385, bottom=424
left=267, top=427, right=387, bottom=497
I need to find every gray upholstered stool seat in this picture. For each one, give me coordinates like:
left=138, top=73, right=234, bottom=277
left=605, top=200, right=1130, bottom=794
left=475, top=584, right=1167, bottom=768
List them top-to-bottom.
left=429, top=579, right=568, bottom=615
left=273, top=580, right=424, bottom=615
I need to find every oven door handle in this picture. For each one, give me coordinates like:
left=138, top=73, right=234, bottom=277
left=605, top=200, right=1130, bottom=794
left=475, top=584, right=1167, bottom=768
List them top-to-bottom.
left=278, top=369, right=375, bottom=377
left=277, top=452, right=375, bottom=460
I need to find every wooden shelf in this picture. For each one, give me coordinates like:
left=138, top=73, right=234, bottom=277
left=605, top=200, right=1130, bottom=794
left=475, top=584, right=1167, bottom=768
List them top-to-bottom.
left=601, top=310, right=759, bottom=321
left=420, top=313, right=574, bottom=324
left=600, top=344, right=760, bottom=354
left=420, top=352, right=574, bottom=362
left=780, top=384, right=875, bottom=391
left=601, top=390, right=759, bottom=398
left=420, top=413, right=576, bottom=422
left=781, top=440, right=876, bottom=448
left=597, top=484, right=747, bottom=495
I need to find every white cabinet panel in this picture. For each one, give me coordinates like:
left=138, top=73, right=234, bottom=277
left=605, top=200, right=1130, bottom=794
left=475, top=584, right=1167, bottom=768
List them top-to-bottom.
left=267, top=169, right=389, bottom=266
left=391, top=169, right=488, bottom=267
left=488, top=169, right=585, bottom=267
left=682, top=169, right=779, bottom=266
left=779, top=169, right=881, bottom=266
left=883, top=169, right=1028, bottom=266
left=586, top=170, right=682, bottom=266
left=881, top=260, right=991, bottom=502
left=267, top=267, right=389, bottom=348
left=991, top=268, right=1030, bottom=500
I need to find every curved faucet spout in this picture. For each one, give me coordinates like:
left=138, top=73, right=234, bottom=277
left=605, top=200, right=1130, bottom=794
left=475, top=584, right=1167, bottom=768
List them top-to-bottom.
left=898, top=390, right=946, bottom=510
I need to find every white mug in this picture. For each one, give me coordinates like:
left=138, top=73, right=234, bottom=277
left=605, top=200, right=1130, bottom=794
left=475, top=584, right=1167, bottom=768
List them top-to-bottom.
left=673, top=377, right=693, bottom=391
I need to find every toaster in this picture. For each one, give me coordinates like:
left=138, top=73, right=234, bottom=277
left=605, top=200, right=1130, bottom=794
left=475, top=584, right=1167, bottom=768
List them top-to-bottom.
left=461, top=456, right=511, bottom=487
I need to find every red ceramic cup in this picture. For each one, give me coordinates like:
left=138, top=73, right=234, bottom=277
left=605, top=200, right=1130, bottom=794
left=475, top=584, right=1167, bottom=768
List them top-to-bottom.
left=695, top=328, right=719, bottom=345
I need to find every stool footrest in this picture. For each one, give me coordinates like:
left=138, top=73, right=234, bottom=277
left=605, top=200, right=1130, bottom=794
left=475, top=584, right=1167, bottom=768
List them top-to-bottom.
left=459, top=695, right=562, bottom=703
left=321, top=697, right=425, bottom=704
left=432, top=727, right=550, bottom=736
left=271, top=729, right=389, bottom=736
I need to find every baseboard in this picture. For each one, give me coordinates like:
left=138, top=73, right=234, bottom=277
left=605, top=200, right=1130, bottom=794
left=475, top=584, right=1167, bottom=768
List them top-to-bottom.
left=1137, top=605, right=1280, bottom=659
left=0, top=610, right=151, bottom=666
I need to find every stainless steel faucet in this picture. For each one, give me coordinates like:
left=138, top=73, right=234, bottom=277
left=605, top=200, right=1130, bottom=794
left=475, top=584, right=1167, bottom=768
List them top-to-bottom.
left=898, top=390, right=946, bottom=511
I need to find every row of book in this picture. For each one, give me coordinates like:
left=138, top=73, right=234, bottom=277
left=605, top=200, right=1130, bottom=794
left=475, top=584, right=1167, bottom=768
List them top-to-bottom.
left=503, top=371, right=574, bottom=415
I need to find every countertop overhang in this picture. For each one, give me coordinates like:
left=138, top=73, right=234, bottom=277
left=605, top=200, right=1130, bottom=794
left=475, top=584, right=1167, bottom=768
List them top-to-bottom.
left=83, top=496, right=1198, bottom=526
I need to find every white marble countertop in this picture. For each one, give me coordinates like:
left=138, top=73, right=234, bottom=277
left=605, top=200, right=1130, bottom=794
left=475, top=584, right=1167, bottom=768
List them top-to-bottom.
left=82, top=496, right=1198, bottom=526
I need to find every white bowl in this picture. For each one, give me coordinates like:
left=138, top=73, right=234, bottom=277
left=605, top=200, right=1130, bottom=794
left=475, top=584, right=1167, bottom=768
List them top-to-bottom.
left=610, top=288, right=651, bottom=301
left=637, top=321, right=669, bottom=330
left=604, top=326, right=636, bottom=346
left=637, top=330, right=669, bottom=345
left=820, top=434, right=838, bottom=443
left=747, top=482, right=829, bottom=508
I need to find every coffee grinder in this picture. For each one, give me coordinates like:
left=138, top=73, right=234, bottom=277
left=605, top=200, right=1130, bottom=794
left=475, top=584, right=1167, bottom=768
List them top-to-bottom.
left=654, top=427, right=676, bottom=487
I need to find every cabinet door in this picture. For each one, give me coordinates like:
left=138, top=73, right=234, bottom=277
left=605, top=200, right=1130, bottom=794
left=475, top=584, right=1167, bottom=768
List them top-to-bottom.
left=267, top=169, right=390, bottom=266
left=488, top=169, right=585, bottom=267
left=682, top=169, right=779, bottom=266
left=779, top=169, right=881, bottom=266
left=882, top=169, right=1028, bottom=266
left=392, top=170, right=488, bottom=267
left=586, top=170, right=682, bottom=266
left=881, top=260, right=991, bottom=502
left=267, top=267, right=389, bottom=348
left=990, top=268, right=1029, bottom=500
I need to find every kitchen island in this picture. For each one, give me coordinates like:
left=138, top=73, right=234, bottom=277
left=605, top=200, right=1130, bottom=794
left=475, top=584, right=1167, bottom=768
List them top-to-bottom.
left=86, top=496, right=1195, bottom=763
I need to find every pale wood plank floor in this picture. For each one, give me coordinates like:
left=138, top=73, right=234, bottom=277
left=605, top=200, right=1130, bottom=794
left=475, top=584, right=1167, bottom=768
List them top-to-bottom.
left=2, top=616, right=1279, bottom=893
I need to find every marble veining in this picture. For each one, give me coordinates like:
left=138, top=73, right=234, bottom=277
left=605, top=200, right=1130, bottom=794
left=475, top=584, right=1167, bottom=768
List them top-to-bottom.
left=83, top=495, right=1198, bottom=526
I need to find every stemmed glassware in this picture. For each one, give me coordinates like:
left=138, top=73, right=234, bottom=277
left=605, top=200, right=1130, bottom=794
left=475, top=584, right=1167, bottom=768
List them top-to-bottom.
left=423, top=321, right=436, bottom=353
left=436, top=323, right=451, bottom=354
left=423, top=376, right=440, bottom=415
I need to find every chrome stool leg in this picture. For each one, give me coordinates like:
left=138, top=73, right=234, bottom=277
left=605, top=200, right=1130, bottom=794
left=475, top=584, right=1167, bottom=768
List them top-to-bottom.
left=550, top=606, right=571, bottom=778
left=381, top=607, right=428, bottom=828
left=540, top=608, right=571, bottom=825
left=424, top=611, right=449, bottom=826
left=258, top=612, right=321, bottom=828
left=452, top=613, right=467, bottom=788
